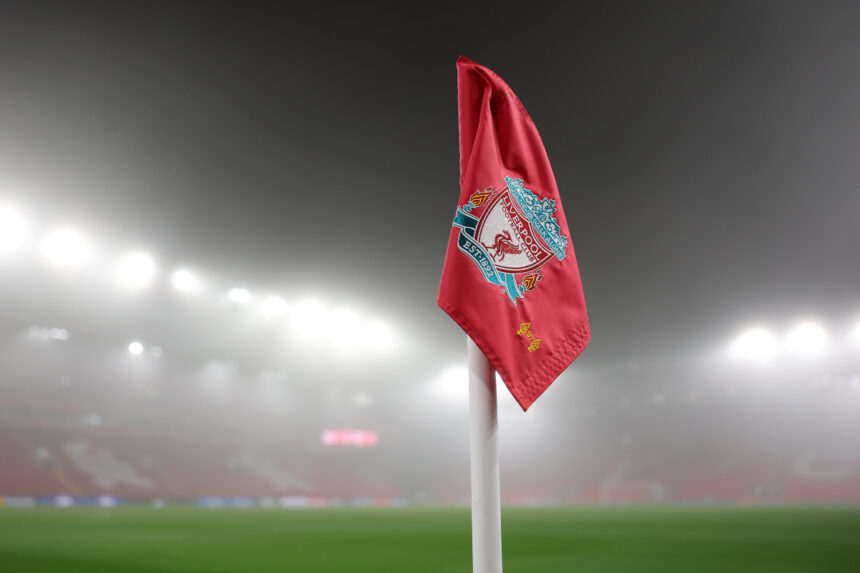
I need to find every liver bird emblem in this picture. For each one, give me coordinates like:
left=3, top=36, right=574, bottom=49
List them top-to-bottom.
left=483, top=231, right=522, bottom=262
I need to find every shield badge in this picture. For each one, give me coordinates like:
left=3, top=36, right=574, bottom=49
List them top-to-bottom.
left=451, top=177, right=569, bottom=305
left=475, top=188, right=554, bottom=274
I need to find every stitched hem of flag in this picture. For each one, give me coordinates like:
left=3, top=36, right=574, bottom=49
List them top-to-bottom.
left=437, top=297, right=591, bottom=411
left=514, top=320, right=590, bottom=410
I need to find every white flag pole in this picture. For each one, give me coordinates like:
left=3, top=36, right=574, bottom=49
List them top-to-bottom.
left=467, top=335, right=503, bottom=573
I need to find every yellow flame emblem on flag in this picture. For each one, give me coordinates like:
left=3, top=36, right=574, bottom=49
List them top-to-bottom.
left=470, top=187, right=493, bottom=207
left=516, top=321, right=541, bottom=352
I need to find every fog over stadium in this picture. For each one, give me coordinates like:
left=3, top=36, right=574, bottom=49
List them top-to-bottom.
left=1, top=1, right=859, bottom=507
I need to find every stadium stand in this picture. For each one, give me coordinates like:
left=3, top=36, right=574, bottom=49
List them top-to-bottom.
left=3, top=416, right=857, bottom=504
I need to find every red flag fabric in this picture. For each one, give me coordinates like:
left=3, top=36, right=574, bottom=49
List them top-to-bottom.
left=438, top=56, right=590, bottom=411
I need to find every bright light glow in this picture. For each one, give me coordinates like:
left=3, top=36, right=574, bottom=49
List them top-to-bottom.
left=0, top=202, right=31, bottom=254
left=41, top=227, right=93, bottom=267
left=116, top=251, right=157, bottom=289
left=171, top=268, right=201, bottom=293
left=228, top=287, right=251, bottom=304
left=262, top=295, right=288, bottom=318
left=293, top=297, right=325, bottom=320
left=290, top=298, right=328, bottom=340
left=285, top=299, right=399, bottom=358
left=329, top=307, right=363, bottom=353
left=366, top=319, right=396, bottom=353
left=850, top=319, right=860, bottom=348
left=785, top=321, right=829, bottom=358
left=28, top=325, right=69, bottom=341
left=728, top=326, right=777, bottom=363
left=49, top=328, right=70, bottom=341
left=128, top=341, right=144, bottom=355
left=432, top=365, right=469, bottom=400
left=320, top=429, right=378, bottom=447
left=321, top=430, right=339, bottom=446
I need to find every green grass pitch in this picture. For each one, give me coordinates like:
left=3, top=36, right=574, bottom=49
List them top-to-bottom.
left=1, top=506, right=858, bottom=572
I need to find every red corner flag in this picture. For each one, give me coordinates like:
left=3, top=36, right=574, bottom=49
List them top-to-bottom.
left=438, top=56, right=590, bottom=411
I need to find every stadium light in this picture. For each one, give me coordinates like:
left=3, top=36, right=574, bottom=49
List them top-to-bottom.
left=0, top=201, right=31, bottom=254
left=41, top=227, right=94, bottom=268
left=116, top=251, right=157, bottom=290
left=170, top=268, right=201, bottom=294
left=228, top=287, right=252, bottom=304
left=261, top=295, right=288, bottom=318
left=290, top=297, right=328, bottom=341
left=286, top=298, right=398, bottom=358
left=329, top=307, right=363, bottom=353
left=365, top=319, right=396, bottom=354
left=850, top=319, right=860, bottom=349
left=785, top=320, right=829, bottom=358
left=28, top=325, right=70, bottom=341
left=727, top=326, right=777, bottom=363
left=49, top=328, right=70, bottom=341
left=128, top=341, right=144, bottom=355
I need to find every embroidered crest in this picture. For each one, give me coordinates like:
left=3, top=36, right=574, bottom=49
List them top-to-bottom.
left=452, top=177, right=568, bottom=305
left=516, top=321, right=542, bottom=352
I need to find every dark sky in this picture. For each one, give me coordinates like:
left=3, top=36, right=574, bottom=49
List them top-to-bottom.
left=2, top=0, right=859, bottom=371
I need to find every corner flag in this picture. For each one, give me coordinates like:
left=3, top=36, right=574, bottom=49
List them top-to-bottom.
left=438, top=56, right=590, bottom=410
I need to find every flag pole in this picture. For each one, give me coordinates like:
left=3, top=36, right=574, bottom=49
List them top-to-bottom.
left=467, top=335, right=503, bottom=572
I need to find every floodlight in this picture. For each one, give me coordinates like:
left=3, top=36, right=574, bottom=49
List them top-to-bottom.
left=0, top=202, right=30, bottom=254
left=41, top=227, right=93, bottom=267
left=116, top=251, right=157, bottom=289
left=170, top=268, right=201, bottom=293
left=228, top=287, right=251, bottom=304
left=262, top=295, right=288, bottom=318
left=293, top=297, right=325, bottom=320
left=290, top=298, right=328, bottom=340
left=329, top=307, right=362, bottom=352
left=366, top=319, right=396, bottom=353
left=850, top=319, right=860, bottom=348
left=785, top=321, right=828, bottom=358
left=28, top=325, right=69, bottom=341
left=728, top=326, right=777, bottom=362
left=49, top=328, right=69, bottom=341
left=128, top=341, right=144, bottom=355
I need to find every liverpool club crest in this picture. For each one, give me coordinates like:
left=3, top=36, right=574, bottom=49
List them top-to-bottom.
left=452, top=177, right=568, bottom=305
